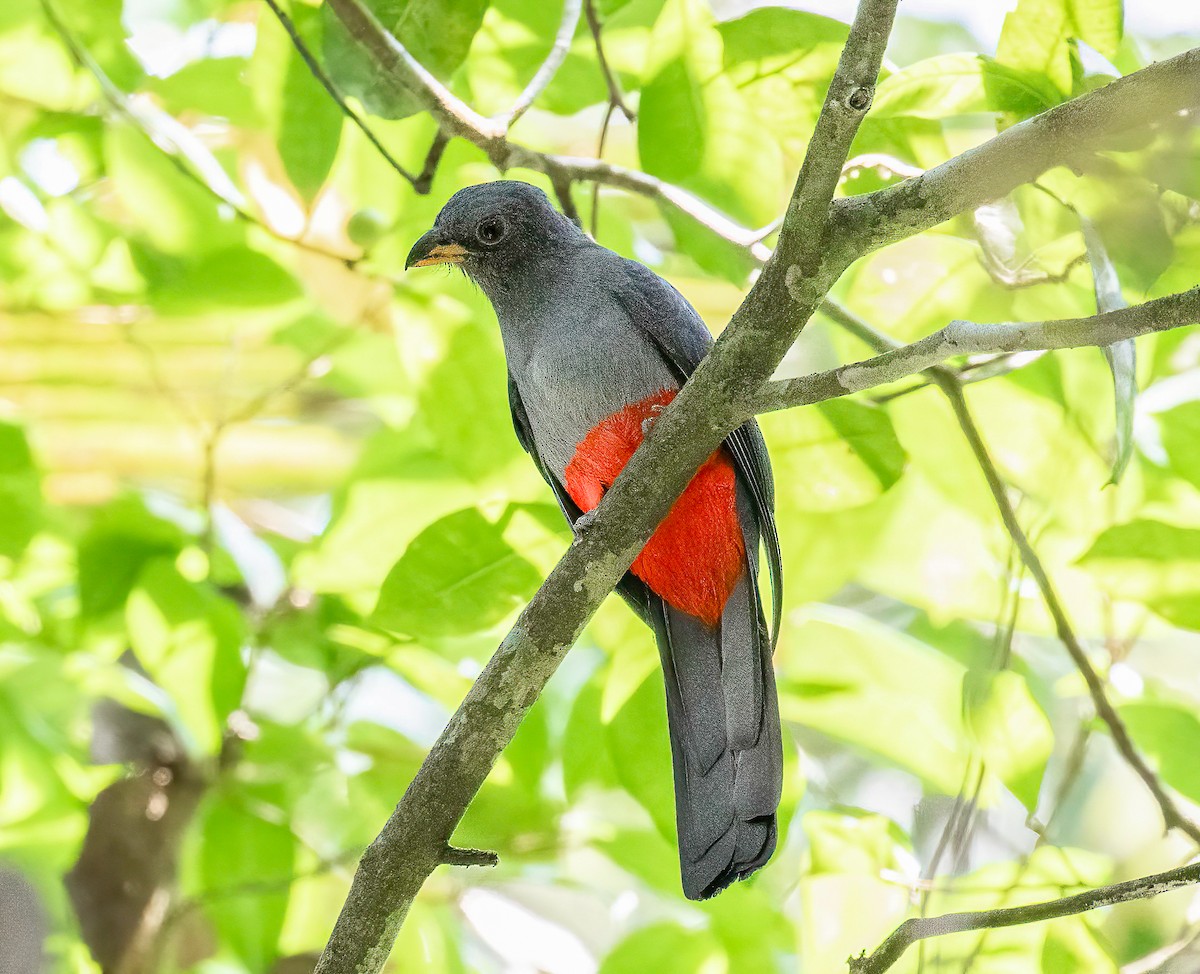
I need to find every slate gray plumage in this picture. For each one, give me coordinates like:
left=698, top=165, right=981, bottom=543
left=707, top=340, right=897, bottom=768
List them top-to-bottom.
left=407, top=181, right=783, bottom=899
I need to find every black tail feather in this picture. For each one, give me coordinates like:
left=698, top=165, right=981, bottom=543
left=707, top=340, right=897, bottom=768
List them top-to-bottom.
left=650, top=561, right=782, bottom=900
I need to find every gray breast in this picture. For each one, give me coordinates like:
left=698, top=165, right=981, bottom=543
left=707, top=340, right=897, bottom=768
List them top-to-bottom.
left=512, top=294, right=677, bottom=479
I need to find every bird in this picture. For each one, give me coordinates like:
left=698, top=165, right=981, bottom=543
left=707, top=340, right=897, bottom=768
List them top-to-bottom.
left=405, top=180, right=783, bottom=900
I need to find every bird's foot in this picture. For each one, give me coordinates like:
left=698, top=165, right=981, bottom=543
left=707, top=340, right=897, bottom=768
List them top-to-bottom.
left=640, top=403, right=666, bottom=437
left=572, top=508, right=599, bottom=540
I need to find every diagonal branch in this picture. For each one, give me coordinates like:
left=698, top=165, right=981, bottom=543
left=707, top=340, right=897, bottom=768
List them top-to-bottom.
left=504, top=0, right=582, bottom=127
left=782, top=0, right=897, bottom=271
left=314, top=2, right=899, bottom=971
left=834, top=47, right=1200, bottom=257
left=754, top=287, right=1200, bottom=413
left=931, top=372, right=1200, bottom=847
left=849, top=859, right=1200, bottom=974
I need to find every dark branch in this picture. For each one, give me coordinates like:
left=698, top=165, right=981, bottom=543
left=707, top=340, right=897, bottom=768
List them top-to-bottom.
left=584, top=0, right=635, bottom=122
left=441, top=846, right=499, bottom=868
left=849, top=860, right=1200, bottom=974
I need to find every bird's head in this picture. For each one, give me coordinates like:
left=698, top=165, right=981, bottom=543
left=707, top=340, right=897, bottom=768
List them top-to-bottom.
left=404, top=181, right=581, bottom=292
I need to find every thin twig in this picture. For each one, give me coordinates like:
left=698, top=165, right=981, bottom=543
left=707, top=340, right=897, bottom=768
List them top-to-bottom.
left=261, top=0, right=418, bottom=184
left=504, top=0, right=582, bottom=127
left=584, top=0, right=634, bottom=121
left=589, top=100, right=617, bottom=238
left=412, top=130, right=449, bottom=195
left=817, top=298, right=1200, bottom=845
left=931, top=372, right=1200, bottom=847
left=849, top=859, right=1200, bottom=974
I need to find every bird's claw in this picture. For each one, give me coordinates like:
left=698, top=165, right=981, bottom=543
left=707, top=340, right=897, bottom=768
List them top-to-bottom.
left=641, top=403, right=666, bottom=436
left=572, top=508, right=599, bottom=540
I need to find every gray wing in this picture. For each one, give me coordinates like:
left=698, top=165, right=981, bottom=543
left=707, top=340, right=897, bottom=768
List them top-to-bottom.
left=611, top=257, right=783, bottom=647
left=508, top=374, right=657, bottom=625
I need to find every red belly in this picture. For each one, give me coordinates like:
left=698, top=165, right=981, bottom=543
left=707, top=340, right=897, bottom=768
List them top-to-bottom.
left=563, top=389, right=745, bottom=626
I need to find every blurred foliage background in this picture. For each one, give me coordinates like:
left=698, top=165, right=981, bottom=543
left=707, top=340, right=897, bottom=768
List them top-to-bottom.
left=1, top=0, right=1200, bottom=971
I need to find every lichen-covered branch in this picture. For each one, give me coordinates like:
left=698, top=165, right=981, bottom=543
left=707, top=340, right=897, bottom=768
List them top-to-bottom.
left=314, top=3, right=899, bottom=971
left=834, top=47, right=1200, bottom=256
left=754, top=286, right=1200, bottom=413
left=849, top=860, right=1200, bottom=974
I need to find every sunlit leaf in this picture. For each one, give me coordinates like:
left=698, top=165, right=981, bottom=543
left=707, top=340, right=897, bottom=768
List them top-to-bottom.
left=373, top=506, right=542, bottom=637
left=199, top=792, right=296, bottom=971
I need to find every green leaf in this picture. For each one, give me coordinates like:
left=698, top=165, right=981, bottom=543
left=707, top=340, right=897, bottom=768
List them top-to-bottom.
left=0, top=0, right=90, bottom=111
left=322, top=0, right=490, bottom=119
left=637, top=0, right=785, bottom=267
left=997, top=0, right=1123, bottom=100
left=256, top=4, right=344, bottom=201
left=717, top=7, right=846, bottom=163
left=872, top=54, right=1062, bottom=119
left=146, top=58, right=263, bottom=127
left=103, top=122, right=242, bottom=255
left=1081, top=217, right=1136, bottom=484
left=147, top=247, right=303, bottom=312
left=416, top=321, right=522, bottom=481
left=759, top=398, right=906, bottom=512
left=1157, top=402, right=1200, bottom=496
left=0, top=422, right=42, bottom=558
left=77, top=495, right=187, bottom=619
left=372, top=507, right=541, bottom=637
left=1079, top=519, right=1200, bottom=629
left=126, top=560, right=247, bottom=753
left=777, top=606, right=969, bottom=792
left=606, top=666, right=675, bottom=841
left=964, top=670, right=1053, bottom=812
left=1120, top=703, right=1200, bottom=804
left=199, top=792, right=296, bottom=971
left=804, top=810, right=908, bottom=876
left=600, top=922, right=720, bottom=974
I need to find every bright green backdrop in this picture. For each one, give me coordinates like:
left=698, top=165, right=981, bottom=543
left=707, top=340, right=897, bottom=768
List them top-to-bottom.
left=1, top=0, right=1199, bottom=971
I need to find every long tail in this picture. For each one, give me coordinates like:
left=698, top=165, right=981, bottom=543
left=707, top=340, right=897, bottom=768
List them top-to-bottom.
left=649, top=500, right=782, bottom=900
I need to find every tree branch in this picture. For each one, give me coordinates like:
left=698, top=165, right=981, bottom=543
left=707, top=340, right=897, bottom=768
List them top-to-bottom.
left=261, top=0, right=418, bottom=185
left=321, top=0, right=776, bottom=252
left=503, top=0, right=582, bottom=127
left=584, top=0, right=635, bottom=122
left=782, top=0, right=898, bottom=271
left=314, top=3, right=899, bottom=971
left=305, top=5, right=1200, bottom=969
left=834, top=47, right=1200, bottom=256
left=754, top=287, right=1200, bottom=413
left=821, top=299, right=1200, bottom=878
left=932, top=372, right=1200, bottom=847
left=849, top=859, right=1200, bottom=974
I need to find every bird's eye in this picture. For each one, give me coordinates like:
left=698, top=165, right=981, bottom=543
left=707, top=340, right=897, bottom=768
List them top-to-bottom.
left=476, top=216, right=507, bottom=246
